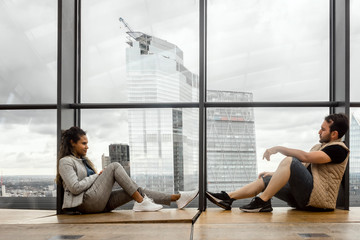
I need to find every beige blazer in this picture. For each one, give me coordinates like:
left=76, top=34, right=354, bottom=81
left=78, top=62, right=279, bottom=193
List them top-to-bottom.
left=59, top=155, right=98, bottom=209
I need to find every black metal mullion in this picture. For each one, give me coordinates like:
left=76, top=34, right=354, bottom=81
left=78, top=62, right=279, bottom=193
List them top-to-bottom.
left=56, top=0, right=78, bottom=214
left=56, top=0, right=63, bottom=215
left=75, top=0, right=81, bottom=127
left=198, top=0, right=207, bottom=211
left=329, top=0, right=350, bottom=210
left=206, top=101, right=340, bottom=108
left=70, top=102, right=199, bottom=109
left=350, top=103, right=360, bottom=107
left=0, top=104, right=57, bottom=110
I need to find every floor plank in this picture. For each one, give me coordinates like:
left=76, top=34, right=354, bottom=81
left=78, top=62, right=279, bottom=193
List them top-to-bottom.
left=0, top=208, right=198, bottom=224
left=193, top=208, right=360, bottom=240
left=196, top=208, right=360, bottom=224
left=0, top=209, right=55, bottom=224
left=0, top=223, right=192, bottom=240
left=193, top=223, right=360, bottom=240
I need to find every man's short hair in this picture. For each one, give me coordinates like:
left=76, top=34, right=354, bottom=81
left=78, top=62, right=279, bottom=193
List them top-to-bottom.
left=324, top=113, right=349, bottom=139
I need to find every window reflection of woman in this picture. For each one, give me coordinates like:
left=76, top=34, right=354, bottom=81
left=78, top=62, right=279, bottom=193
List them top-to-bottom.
left=56, top=126, right=198, bottom=213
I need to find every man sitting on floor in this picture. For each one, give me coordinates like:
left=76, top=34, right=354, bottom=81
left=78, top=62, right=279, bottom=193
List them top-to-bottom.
left=206, top=113, right=349, bottom=212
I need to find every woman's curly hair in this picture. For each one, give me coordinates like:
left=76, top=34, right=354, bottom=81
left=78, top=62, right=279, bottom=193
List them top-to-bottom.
left=56, top=126, right=97, bottom=185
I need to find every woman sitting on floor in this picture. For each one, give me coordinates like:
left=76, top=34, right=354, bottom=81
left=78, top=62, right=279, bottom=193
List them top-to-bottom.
left=56, top=126, right=198, bottom=213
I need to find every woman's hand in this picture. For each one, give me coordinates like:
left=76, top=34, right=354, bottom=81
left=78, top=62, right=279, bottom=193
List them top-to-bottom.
left=258, top=172, right=274, bottom=179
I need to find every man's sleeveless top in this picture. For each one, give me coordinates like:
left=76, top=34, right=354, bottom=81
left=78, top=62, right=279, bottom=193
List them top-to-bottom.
left=305, top=139, right=349, bottom=209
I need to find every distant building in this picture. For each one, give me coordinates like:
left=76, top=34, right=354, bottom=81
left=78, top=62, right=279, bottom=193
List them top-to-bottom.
left=207, top=90, right=257, bottom=192
left=350, top=112, right=360, bottom=198
left=109, top=144, right=130, bottom=176
left=101, top=154, right=111, bottom=169
left=1, top=185, right=6, bottom=197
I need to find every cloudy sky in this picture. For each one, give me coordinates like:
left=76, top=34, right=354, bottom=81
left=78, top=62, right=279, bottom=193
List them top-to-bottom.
left=0, top=0, right=359, bottom=177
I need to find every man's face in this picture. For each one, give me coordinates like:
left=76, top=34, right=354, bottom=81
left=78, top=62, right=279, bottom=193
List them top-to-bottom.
left=318, top=120, right=332, bottom=143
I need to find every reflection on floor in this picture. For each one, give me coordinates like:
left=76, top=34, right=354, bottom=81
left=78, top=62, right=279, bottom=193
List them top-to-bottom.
left=1, top=207, right=360, bottom=240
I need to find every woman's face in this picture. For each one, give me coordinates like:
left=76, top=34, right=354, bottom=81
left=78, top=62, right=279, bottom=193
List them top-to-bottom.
left=71, top=135, right=88, bottom=158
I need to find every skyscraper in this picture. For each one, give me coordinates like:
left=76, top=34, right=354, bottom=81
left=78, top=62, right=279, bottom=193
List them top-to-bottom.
left=123, top=26, right=258, bottom=194
left=125, top=31, right=199, bottom=193
left=207, top=91, right=257, bottom=192
left=350, top=112, right=360, bottom=199
left=109, top=144, right=130, bottom=176
left=101, top=154, right=111, bottom=170
left=1, top=185, right=6, bottom=197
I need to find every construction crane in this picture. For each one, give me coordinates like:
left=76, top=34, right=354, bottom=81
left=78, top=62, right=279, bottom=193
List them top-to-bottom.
left=118, top=17, right=152, bottom=53
left=119, top=17, right=134, bottom=33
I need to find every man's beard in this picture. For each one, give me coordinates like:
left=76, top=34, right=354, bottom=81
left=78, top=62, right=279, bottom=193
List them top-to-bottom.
left=319, top=135, right=331, bottom=143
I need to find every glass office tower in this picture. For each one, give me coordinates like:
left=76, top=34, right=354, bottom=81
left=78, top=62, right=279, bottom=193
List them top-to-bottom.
left=124, top=29, right=258, bottom=193
left=126, top=31, right=199, bottom=193
left=207, top=91, right=257, bottom=192
left=350, top=112, right=360, bottom=202
left=109, top=144, right=131, bottom=176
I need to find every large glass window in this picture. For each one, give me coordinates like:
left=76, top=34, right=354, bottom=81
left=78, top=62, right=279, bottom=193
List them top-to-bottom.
left=0, top=0, right=57, bottom=104
left=81, top=0, right=199, bottom=103
left=207, top=0, right=329, bottom=102
left=350, top=0, right=360, bottom=101
left=1, top=1, right=354, bottom=211
left=207, top=107, right=328, bottom=207
left=81, top=108, right=199, bottom=208
left=0, top=110, right=56, bottom=209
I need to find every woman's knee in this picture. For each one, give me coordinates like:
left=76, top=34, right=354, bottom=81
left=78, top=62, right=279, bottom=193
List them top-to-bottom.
left=108, top=162, right=121, bottom=170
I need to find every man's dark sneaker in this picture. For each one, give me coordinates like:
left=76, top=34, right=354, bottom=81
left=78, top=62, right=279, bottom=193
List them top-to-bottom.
left=206, top=191, right=234, bottom=210
left=240, top=197, right=273, bottom=212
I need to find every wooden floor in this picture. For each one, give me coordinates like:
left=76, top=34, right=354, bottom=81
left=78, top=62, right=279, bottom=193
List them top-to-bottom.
left=1, top=208, right=360, bottom=240
left=194, top=208, right=360, bottom=240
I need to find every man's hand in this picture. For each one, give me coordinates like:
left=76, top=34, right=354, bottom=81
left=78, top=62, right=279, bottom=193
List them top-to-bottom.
left=263, top=147, right=278, bottom=161
left=258, top=172, right=274, bottom=179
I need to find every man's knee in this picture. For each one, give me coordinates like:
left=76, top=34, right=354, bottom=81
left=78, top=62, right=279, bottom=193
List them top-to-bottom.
left=279, top=157, right=293, bottom=168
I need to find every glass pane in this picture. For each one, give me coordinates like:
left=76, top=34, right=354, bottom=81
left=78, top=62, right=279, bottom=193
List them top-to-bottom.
left=81, top=0, right=199, bottom=103
left=207, top=0, right=329, bottom=102
left=350, top=0, right=360, bottom=101
left=0, top=1, right=57, bottom=104
left=207, top=107, right=328, bottom=207
left=82, top=108, right=199, bottom=208
left=350, top=109, right=360, bottom=206
left=0, top=110, right=56, bottom=209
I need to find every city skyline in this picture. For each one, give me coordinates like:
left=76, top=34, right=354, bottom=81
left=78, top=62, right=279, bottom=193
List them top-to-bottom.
left=0, top=0, right=359, bottom=181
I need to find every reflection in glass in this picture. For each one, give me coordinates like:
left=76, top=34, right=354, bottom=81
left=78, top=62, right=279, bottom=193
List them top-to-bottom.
left=0, top=0, right=57, bottom=104
left=81, top=0, right=199, bottom=103
left=207, top=0, right=329, bottom=101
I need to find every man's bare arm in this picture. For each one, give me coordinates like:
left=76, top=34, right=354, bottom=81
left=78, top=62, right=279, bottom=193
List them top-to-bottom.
left=263, top=146, right=331, bottom=164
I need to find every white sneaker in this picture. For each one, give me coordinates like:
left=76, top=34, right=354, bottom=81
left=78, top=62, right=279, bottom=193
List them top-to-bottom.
left=176, top=189, right=199, bottom=209
left=133, top=195, right=163, bottom=212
